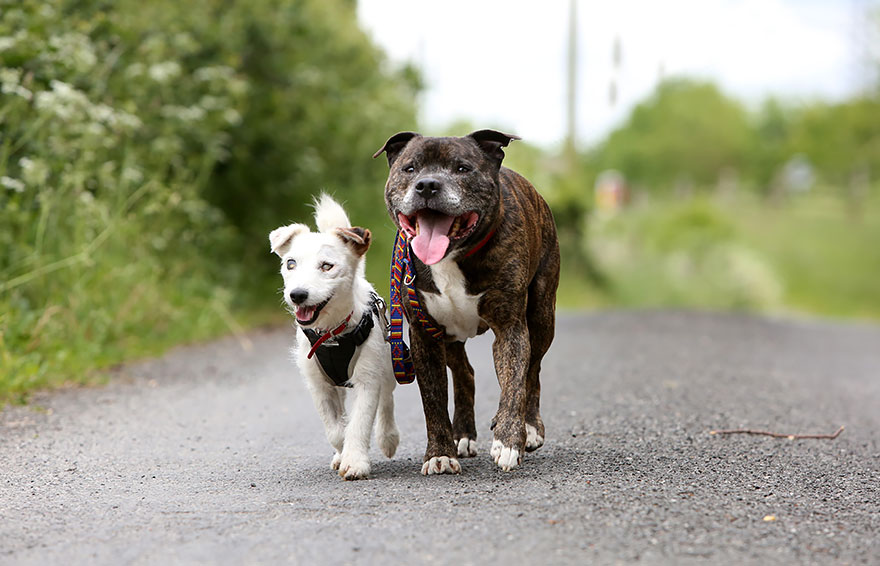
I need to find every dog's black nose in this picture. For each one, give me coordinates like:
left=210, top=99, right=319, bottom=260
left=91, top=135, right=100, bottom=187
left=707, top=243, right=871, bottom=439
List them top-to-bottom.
left=414, top=177, right=442, bottom=199
left=289, top=288, right=309, bottom=304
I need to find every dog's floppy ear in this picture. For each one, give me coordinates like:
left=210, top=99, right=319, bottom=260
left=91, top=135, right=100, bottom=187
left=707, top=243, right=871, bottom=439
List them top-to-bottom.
left=468, top=129, right=521, bottom=164
left=372, top=131, right=420, bottom=167
left=269, top=223, right=308, bottom=257
left=335, top=226, right=371, bottom=257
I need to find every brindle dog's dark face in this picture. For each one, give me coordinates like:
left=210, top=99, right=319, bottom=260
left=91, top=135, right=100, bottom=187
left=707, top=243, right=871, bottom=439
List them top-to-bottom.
left=374, top=130, right=519, bottom=265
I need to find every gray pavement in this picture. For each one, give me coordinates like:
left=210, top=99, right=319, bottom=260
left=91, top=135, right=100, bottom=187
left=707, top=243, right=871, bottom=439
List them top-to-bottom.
left=1, top=311, right=878, bottom=565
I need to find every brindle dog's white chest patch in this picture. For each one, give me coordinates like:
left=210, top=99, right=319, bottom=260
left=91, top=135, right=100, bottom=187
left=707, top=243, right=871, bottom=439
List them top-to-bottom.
left=422, top=259, right=484, bottom=342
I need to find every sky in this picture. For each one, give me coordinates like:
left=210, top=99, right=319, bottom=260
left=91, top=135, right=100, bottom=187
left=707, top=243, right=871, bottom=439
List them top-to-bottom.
left=357, top=0, right=876, bottom=148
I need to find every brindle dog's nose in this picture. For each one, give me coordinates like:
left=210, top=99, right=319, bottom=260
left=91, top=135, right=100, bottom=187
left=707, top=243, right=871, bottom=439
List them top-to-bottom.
left=414, top=177, right=442, bottom=199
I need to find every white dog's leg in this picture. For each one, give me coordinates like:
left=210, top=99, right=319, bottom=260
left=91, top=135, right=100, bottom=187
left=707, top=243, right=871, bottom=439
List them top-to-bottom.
left=374, top=377, right=399, bottom=458
left=305, top=378, right=347, bottom=468
left=338, top=382, right=380, bottom=480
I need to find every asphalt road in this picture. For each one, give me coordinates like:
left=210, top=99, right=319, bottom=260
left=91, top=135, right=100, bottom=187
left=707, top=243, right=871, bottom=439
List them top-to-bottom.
left=2, top=311, right=879, bottom=565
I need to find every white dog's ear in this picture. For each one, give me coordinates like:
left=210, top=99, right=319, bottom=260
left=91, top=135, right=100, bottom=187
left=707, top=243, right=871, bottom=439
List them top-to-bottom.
left=269, top=223, right=308, bottom=257
left=335, top=227, right=371, bottom=257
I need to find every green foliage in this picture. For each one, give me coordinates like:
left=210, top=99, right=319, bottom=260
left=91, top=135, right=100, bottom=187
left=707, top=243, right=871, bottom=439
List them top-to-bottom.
left=0, top=0, right=416, bottom=402
left=597, top=79, right=752, bottom=191
left=787, top=97, right=880, bottom=185
left=588, top=199, right=783, bottom=310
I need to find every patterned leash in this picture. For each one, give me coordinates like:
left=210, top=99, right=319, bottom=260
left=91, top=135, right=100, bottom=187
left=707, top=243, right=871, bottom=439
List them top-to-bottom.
left=388, top=231, right=445, bottom=384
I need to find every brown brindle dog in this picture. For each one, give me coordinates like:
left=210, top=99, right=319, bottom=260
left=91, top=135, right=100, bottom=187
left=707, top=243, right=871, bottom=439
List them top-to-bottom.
left=374, top=130, right=560, bottom=474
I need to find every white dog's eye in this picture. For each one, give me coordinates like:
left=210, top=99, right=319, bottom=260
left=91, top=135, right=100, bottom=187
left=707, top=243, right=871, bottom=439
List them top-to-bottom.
left=286, top=258, right=296, bottom=270
left=320, top=262, right=334, bottom=272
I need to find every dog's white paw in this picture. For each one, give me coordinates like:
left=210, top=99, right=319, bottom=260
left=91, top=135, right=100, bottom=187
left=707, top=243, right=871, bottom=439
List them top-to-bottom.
left=525, top=424, right=544, bottom=452
left=378, top=427, right=400, bottom=459
left=456, top=437, right=477, bottom=458
left=491, top=439, right=522, bottom=472
left=331, top=451, right=342, bottom=470
left=338, top=452, right=370, bottom=480
left=421, top=456, right=461, bottom=475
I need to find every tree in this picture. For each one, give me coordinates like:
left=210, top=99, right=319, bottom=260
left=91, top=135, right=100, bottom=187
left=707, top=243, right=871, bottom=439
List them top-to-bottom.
left=596, top=78, right=751, bottom=192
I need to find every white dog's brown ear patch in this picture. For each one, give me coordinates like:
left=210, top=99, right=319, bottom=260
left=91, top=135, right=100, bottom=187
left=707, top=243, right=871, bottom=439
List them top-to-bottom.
left=269, top=223, right=308, bottom=257
left=335, top=227, right=371, bottom=256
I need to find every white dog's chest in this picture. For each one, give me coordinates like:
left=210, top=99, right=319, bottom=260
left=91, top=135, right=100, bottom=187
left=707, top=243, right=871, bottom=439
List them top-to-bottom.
left=422, top=260, right=484, bottom=342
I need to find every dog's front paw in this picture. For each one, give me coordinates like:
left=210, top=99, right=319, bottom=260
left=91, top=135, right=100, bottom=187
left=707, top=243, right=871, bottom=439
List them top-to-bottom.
left=525, top=424, right=544, bottom=452
left=456, top=437, right=477, bottom=458
left=491, top=439, right=522, bottom=472
left=331, top=451, right=342, bottom=470
left=338, top=452, right=370, bottom=480
left=421, top=456, right=461, bottom=475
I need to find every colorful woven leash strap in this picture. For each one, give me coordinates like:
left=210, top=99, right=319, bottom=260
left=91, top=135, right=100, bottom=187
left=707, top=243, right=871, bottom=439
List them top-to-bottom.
left=388, top=231, right=445, bottom=384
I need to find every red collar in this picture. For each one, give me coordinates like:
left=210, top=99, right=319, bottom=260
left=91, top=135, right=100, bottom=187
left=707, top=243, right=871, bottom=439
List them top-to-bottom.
left=464, top=227, right=497, bottom=259
left=306, top=312, right=353, bottom=359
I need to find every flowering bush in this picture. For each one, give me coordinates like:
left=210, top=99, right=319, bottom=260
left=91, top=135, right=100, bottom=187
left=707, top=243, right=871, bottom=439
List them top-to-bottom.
left=0, top=0, right=416, bottom=400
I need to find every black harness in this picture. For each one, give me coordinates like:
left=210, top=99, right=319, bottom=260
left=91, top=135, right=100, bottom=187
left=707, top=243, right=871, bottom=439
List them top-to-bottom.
left=301, top=293, right=384, bottom=388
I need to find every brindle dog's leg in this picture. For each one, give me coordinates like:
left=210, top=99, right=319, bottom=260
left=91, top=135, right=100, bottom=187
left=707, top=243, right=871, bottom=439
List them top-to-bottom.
left=524, top=250, right=560, bottom=452
left=485, top=294, right=531, bottom=471
left=410, top=329, right=460, bottom=475
left=447, top=340, right=477, bottom=457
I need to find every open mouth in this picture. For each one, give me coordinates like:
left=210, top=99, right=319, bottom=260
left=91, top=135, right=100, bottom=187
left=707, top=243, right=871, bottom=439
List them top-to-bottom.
left=397, top=209, right=479, bottom=265
left=294, top=297, right=329, bottom=326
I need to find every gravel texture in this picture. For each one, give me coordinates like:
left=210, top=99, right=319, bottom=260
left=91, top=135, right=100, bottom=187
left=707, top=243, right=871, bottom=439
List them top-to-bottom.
left=2, top=311, right=878, bottom=565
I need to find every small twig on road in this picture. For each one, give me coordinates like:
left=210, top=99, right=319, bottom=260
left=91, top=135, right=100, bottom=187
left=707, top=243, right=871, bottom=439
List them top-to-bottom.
left=709, top=425, right=845, bottom=440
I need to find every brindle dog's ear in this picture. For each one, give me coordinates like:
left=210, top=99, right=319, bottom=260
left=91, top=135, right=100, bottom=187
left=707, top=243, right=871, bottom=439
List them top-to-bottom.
left=468, top=129, right=522, bottom=164
left=372, top=131, right=421, bottom=166
left=335, top=227, right=372, bottom=257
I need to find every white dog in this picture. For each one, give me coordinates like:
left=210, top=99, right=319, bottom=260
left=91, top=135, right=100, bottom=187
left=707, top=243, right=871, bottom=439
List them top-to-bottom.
left=269, top=195, right=399, bottom=480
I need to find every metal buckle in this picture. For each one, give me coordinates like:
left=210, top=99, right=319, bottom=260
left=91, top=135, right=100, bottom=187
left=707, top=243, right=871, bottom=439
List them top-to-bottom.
left=374, top=296, right=391, bottom=342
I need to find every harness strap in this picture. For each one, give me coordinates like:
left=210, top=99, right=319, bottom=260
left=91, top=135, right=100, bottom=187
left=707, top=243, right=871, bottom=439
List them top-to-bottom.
left=302, top=293, right=382, bottom=388
left=306, top=313, right=353, bottom=359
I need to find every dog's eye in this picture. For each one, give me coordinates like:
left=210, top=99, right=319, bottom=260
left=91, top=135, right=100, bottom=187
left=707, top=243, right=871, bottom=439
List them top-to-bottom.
left=456, top=164, right=471, bottom=173
left=402, top=165, right=415, bottom=173
left=286, top=259, right=296, bottom=270
left=320, top=262, right=334, bottom=272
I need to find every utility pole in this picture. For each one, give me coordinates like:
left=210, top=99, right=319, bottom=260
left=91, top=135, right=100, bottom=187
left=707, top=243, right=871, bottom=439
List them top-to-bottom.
left=565, top=0, right=578, bottom=169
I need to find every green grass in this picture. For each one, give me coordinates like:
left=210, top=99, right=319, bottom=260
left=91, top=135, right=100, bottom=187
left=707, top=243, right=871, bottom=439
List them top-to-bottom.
left=563, top=189, right=880, bottom=321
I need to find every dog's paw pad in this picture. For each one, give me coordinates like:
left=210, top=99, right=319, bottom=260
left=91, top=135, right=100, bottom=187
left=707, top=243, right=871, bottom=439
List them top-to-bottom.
left=525, top=424, right=544, bottom=452
left=456, top=437, right=477, bottom=458
left=491, top=439, right=522, bottom=472
left=331, top=452, right=342, bottom=470
left=339, top=454, right=370, bottom=480
left=421, top=456, right=461, bottom=475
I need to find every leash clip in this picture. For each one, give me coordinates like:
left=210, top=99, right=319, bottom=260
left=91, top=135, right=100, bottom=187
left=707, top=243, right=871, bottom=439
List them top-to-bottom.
left=374, top=296, right=391, bottom=342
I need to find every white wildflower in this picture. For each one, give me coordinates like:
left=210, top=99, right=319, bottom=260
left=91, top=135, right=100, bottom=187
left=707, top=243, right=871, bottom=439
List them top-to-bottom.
left=48, top=32, right=97, bottom=72
left=0, top=36, right=15, bottom=51
left=148, top=61, right=182, bottom=83
left=125, top=63, right=145, bottom=78
left=194, top=65, right=234, bottom=82
left=0, top=67, right=20, bottom=88
left=199, top=95, right=225, bottom=111
left=161, top=105, right=205, bottom=122
left=222, top=108, right=242, bottom=126
left=19, top=157, right=50, bottom=186
left=122, top=167, right=143, bottom=185
left=1, top=176, right=25, bottom=193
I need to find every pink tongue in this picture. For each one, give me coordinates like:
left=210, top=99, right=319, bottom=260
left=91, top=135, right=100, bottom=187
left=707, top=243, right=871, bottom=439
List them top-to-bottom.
left=411, top=211, right=455, bottom=265
left=296, top=305, right=316, bottom=322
